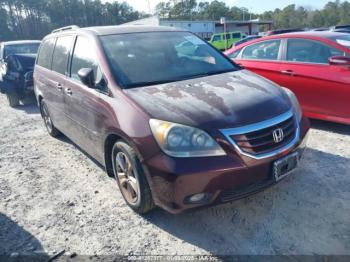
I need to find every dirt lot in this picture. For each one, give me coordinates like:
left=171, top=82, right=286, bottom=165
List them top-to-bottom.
left=0, top=94, right=349, bottom=257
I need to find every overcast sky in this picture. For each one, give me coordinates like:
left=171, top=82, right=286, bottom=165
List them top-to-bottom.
left=118, top=0, right=331, bottom=14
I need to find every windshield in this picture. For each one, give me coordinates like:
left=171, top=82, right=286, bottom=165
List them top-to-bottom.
left=100, top=32, right=238, bottom=89
left=329, top=35, right=350, bottom=49
left=4, top=43, right=40, bottom=57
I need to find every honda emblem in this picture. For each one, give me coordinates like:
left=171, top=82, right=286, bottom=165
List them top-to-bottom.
left=272, top=128, right=284, bottom=143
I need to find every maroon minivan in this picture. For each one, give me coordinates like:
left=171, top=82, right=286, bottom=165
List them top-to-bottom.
left=34, top=25, right=310, bottom=214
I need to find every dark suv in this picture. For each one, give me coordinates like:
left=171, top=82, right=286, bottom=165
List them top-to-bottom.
left=34, top=25, right=310, bottom=214
left=0, top=40, right=41, bottom=107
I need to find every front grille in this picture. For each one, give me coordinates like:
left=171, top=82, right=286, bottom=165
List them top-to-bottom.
left=220, top=111, right=299, bottom=159
left=230, top=116, right=296, bottom=155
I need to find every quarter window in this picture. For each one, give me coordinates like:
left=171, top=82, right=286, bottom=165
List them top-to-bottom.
left=51, top=36, right=74, bottom=75
left=70, top=36, right=99, bottom=82
left=37, top=38, right=56, bottom=69
left=287, top=39, right=344, bottom=64
left=242, top=40, right=281, bottom=60
left=229, top=49, right=241, bottom=59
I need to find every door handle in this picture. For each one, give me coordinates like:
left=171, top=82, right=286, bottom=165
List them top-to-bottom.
left=281, top=70, right=295, bottom=76
left=48, top=79, right=63, bottom=91
left=56, top=83, right=63, bottom=91
left=65, top=88, right=72, bottom=96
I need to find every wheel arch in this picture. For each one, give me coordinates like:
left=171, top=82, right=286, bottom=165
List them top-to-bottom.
left=103, top=131, right=146, bottom=178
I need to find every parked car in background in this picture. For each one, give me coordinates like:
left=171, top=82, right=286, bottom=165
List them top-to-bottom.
left=333, top=24, right=350, bottom=31
left=34, top=25, right=309, bottom=214
left=311, top=27, right=330, bottom=31
left=266, top=28, right=304, bottom=36
left=332, top=29, right=350, bottom=34
left=209, top=31, right=246, bottom=50
left=224, top=32, right=350, bottom=125
left=234, top=35, right=262, bottom=47
left=0, top=40, right=40, bottom=107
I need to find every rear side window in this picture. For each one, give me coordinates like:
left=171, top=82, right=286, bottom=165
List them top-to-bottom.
left=52, top=36, right=74, bottom=75
left=70, top=36, right=99, bottom=82
left=37, top=38, right=56, bottom=69
left=287, top=39, right=344, bottom=64
left=242, top=40, right=281, bottom=60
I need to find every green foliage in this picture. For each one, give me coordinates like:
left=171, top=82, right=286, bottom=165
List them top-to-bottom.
left=0, top=0, right=142, bottom=41
left=1, top=0, right=350, bottom=41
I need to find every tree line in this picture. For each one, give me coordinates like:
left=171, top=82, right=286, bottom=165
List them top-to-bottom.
left=0, top=0, right=142, bottom=41
left=1, top=0, right=350, bottom=42
left=156, top=0, right=350, bottom=29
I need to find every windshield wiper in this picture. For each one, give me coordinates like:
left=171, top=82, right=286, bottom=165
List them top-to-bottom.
left=179, top=69, right=236, bottom=81
left=123, top=79, right=178, bottom=89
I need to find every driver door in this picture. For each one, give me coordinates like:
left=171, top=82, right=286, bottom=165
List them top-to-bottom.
left=63, top=35, right=108, bottom=162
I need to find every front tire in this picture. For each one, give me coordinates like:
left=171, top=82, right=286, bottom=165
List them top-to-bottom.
left=6, top=93, right=20, bottom=107
left=40, top=100, right=61, bottom=137
left=112, top=141, right=155, bottom=214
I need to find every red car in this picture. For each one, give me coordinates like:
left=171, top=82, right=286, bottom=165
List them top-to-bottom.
left=224, top=32, right=350, bottom=125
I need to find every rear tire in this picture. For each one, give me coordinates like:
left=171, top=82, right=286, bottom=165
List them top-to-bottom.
left=6, top=93, right=20, bottom=107
left=40, top=100, right=61, bottom=137
left=112, top=141, right=155, bottom=214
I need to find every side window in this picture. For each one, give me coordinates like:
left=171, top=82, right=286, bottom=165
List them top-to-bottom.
left=232, top=33, right=241, bottom=39
left=224, top=34, right=231, bottom=40
left=212, top=35, right=221, bottom=42
left=51, top=36, right=74, bottom=75
left=70, top=36, right=100, bottom=83
left=37, top=38, right=56, bottom=69
left=287, top=39, right=344, bottom=64
left=242, top=40, right=281, bottom=61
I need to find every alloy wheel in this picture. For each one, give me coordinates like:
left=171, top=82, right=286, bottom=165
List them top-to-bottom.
left=115, top=151, right=139, bottom=204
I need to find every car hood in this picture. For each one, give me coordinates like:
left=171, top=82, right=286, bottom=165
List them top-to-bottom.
left=123, top=70, right=291, bottom=129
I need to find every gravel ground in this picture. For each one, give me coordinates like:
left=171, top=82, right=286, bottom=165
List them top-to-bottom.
left=0, top=94, right=349, bottom=257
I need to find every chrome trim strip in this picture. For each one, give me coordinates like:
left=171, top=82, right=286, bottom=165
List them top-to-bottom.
left=220, top=110, right=300, bottom=160
left=221, top=110, right=293, bottom=135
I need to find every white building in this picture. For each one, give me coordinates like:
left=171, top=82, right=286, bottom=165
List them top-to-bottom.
left=123, top=16, right=273, bottom=40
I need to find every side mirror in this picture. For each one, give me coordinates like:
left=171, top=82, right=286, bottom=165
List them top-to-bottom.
left=328, top=56, right=350, bottom=67
left=78, top=68, right=95, bottom=88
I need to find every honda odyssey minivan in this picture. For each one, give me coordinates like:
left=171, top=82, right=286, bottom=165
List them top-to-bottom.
left=34, top=25, right=310, bottom=214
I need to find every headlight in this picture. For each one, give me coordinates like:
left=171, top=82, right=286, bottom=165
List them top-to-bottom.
left=283, top=88, right=302, bottom=122
left=149, top=119, right=226, bottom=157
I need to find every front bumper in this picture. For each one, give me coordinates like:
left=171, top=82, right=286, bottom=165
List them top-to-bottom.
left=143, top=117, right=310, bottom=214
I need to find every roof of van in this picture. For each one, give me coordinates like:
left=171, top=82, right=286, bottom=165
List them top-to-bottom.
left=52, top=25, right=186, bottom=36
